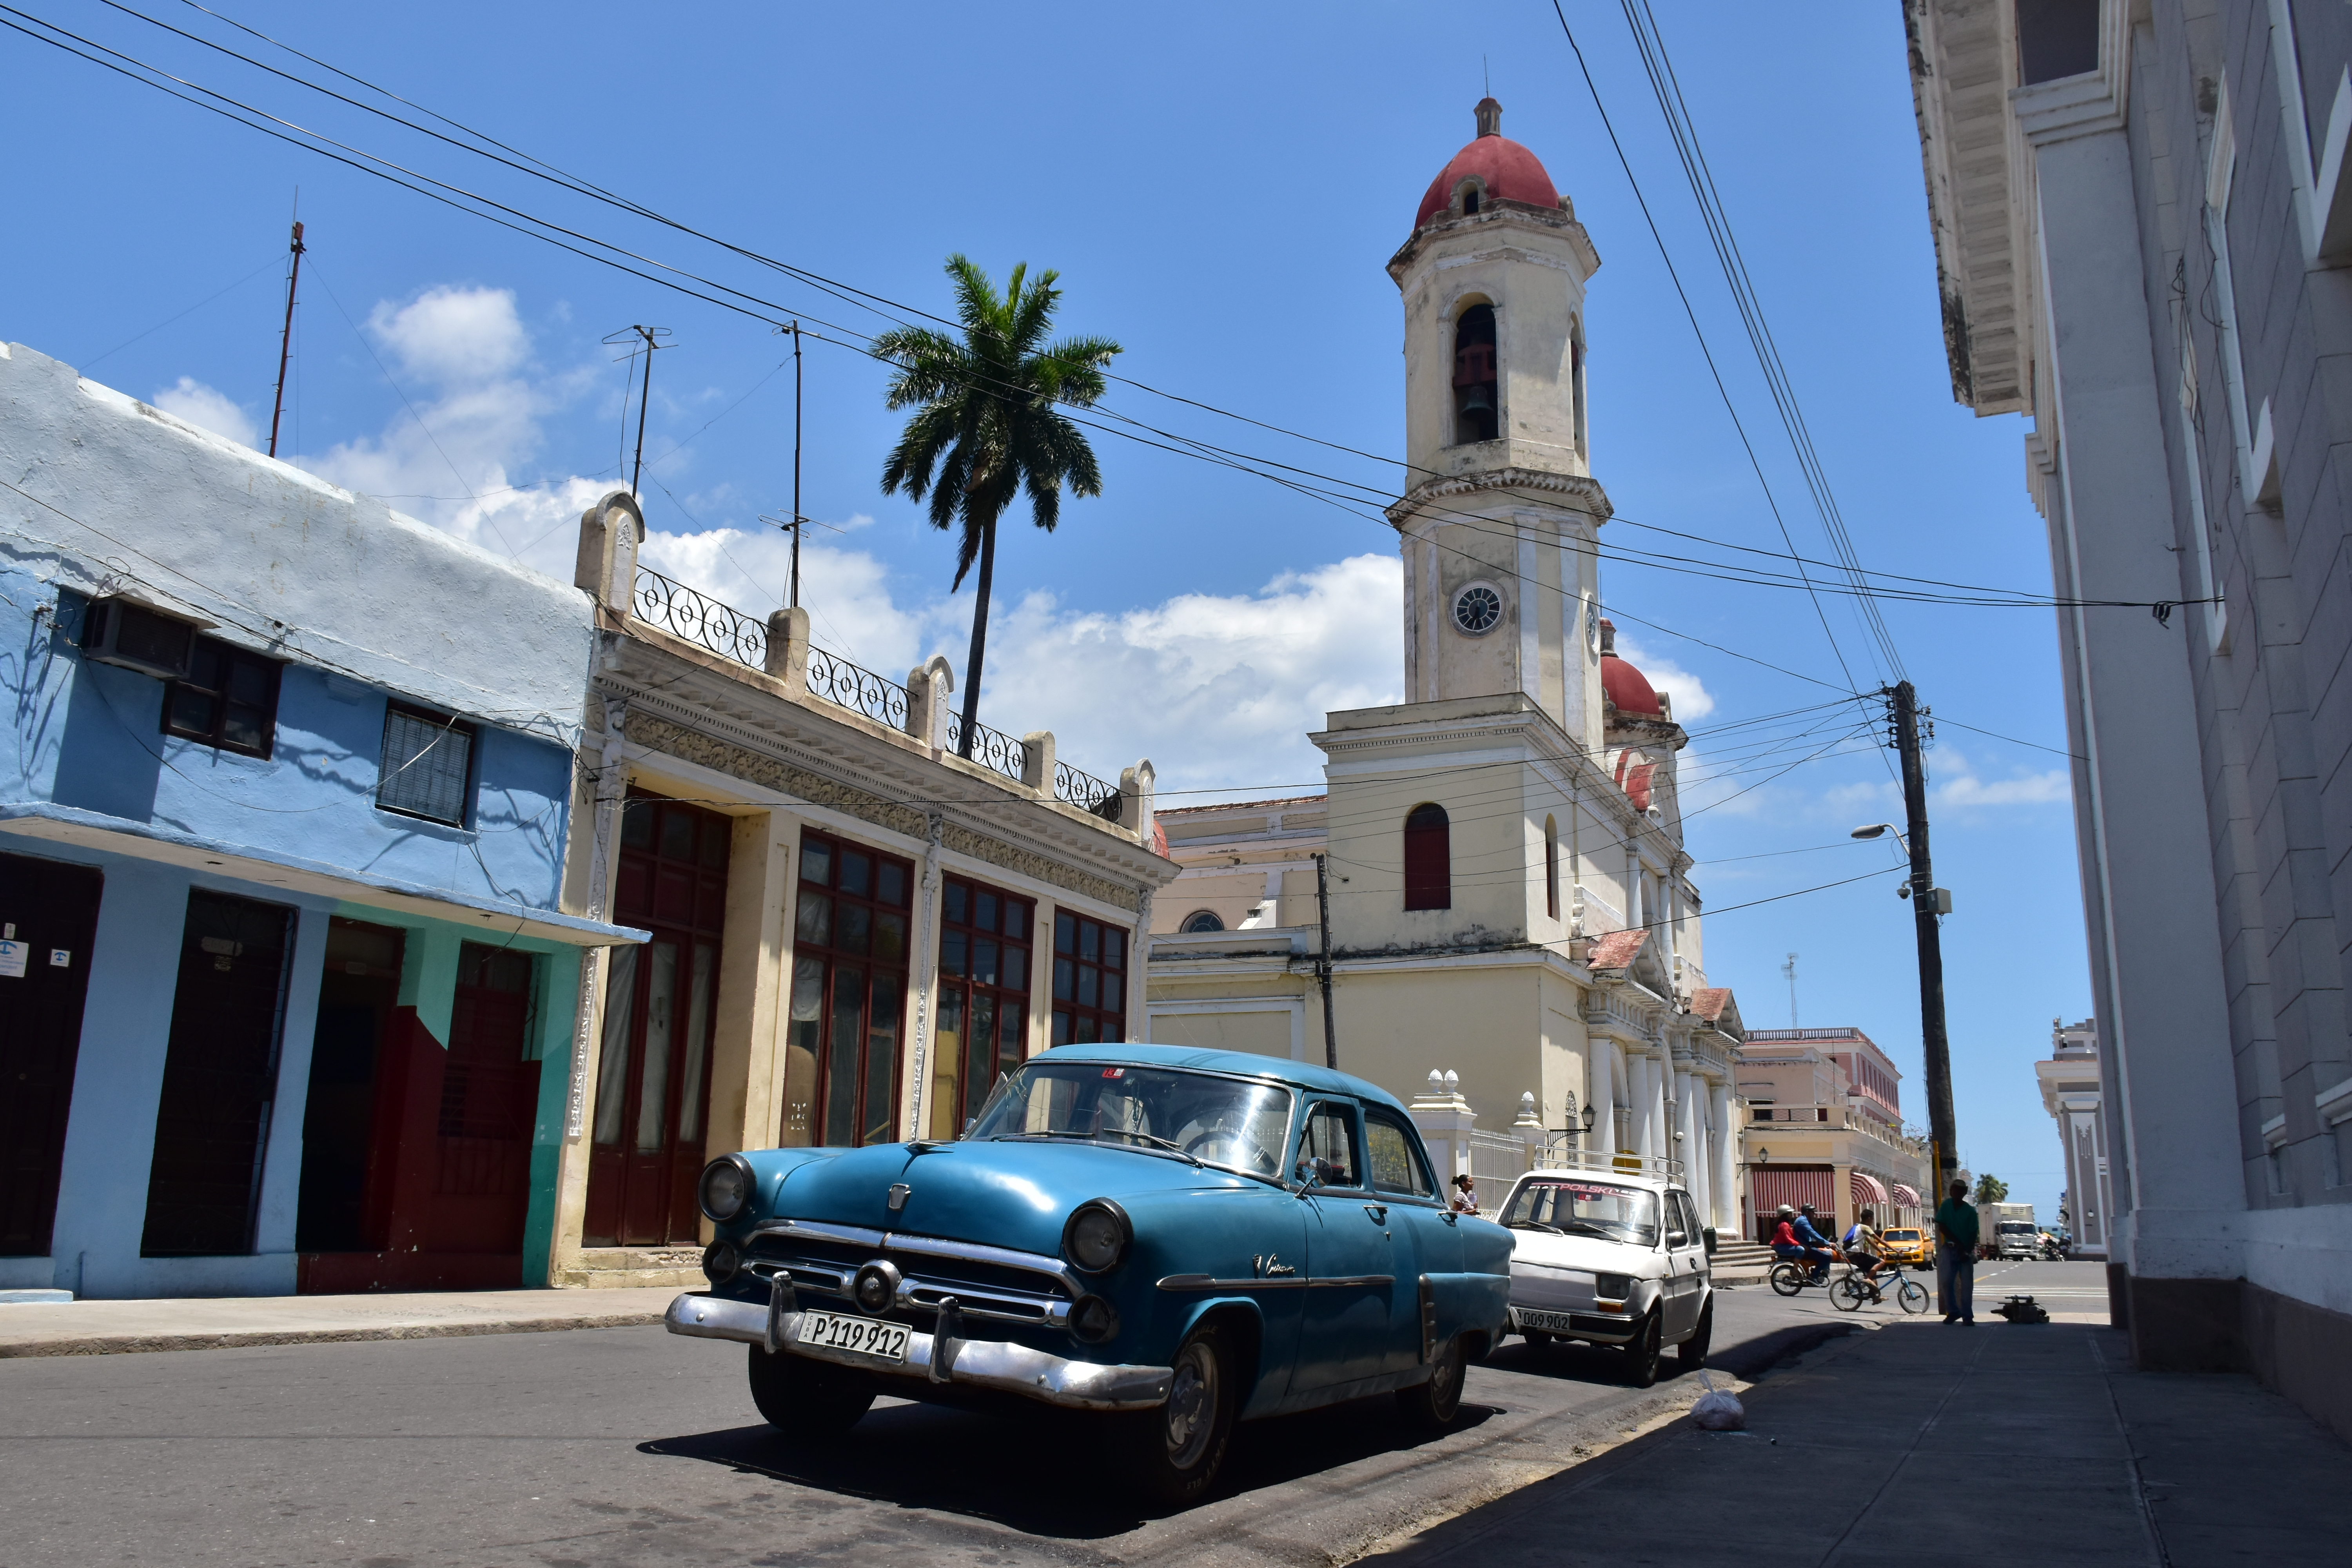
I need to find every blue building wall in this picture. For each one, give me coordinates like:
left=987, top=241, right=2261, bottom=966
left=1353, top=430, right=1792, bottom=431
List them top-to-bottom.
left=0, top=341, right=621, bottom=1298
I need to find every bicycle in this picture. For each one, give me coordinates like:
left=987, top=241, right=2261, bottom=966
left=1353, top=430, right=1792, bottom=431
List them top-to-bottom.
left=1831, top=1258, right=1930, bottom=1314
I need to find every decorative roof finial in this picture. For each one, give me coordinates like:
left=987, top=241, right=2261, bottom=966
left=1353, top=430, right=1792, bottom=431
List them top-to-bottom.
left=1475, top=97, right=1503, bottom=138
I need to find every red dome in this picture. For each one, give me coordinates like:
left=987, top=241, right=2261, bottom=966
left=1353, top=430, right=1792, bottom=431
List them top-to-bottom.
left=1414, top=99, right=1561, bottom=227
left=1602, top=653, right=1662, bottom=717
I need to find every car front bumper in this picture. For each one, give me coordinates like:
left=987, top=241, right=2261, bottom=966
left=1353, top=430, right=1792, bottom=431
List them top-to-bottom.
left=665, top=1292, right=1174, bottom=1412
left=1508, top=1303, right=1641, bottom=1344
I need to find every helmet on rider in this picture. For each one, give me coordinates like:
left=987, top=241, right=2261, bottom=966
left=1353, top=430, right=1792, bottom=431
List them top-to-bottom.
left=1775, top=1204, right=1794, bottom=1218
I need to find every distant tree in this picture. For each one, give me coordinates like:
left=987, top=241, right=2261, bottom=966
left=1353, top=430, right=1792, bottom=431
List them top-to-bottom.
left=874, top=256, right=1120, bottom=759
left=1972, top=1173, right=2010, bottom=1204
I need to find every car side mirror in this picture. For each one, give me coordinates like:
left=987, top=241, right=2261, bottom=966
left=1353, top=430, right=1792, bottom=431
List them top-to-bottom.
left=1294, top=1158, right=1324, bottom=1193
left=1704, top=1227, right=1719, bottom=1257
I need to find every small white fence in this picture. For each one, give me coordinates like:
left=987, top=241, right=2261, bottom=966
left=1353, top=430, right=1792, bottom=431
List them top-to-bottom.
left=1411, top=1072, right=1686, bottom=1216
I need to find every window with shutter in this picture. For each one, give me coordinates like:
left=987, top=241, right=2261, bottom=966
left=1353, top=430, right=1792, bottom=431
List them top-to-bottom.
left=1403, top=803, right=1451, bottom=911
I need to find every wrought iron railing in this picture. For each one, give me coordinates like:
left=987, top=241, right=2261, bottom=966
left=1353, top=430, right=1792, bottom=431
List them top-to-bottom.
left=628, top=567, right=1123, bottom=816
left=633, top=567, right=767, bottom=668
left=805, top=646, right=909, bottom=730
left=944, top=711, right=1030, bottom=785
left=1054, top=759, right=1122, bottom=823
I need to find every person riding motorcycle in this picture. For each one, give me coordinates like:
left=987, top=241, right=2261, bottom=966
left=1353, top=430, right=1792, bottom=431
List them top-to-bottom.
left=1769, top=1203, right=1837, bottom=1282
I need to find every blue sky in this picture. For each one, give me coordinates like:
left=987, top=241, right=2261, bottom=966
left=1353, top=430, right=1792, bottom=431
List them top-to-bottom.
left=2, top=2, right=2093, bottom=1219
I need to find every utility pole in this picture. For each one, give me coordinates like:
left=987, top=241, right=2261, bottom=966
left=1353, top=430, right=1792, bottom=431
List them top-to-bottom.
left=267, top=219, right=306, bottom=459
left=791, top=322, right=803, bottom=609
left=603, top=325, right=672, bottom=497
left=1888, top=680, right=1959, bottom=1202
left=1314, top=853, right=1339, bottom=1070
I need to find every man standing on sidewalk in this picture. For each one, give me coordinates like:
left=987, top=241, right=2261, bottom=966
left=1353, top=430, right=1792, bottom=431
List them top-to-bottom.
left=1934, top=1178, right=1979, bottom=1324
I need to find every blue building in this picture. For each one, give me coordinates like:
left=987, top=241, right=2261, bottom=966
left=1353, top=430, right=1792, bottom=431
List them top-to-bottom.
left=0, top=341, right=641, bottom=1298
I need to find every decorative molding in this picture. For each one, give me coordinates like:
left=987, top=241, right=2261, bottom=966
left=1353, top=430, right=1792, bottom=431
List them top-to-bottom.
left=1387, top=465, right=1613, bottom=528
left=624, top=710, right=1141, bottom=914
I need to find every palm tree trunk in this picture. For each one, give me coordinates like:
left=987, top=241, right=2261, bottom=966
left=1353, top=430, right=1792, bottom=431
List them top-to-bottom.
left=955, top=514, right=998, bottom=759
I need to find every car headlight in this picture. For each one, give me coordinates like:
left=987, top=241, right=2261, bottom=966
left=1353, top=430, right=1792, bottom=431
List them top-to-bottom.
left=698, top=1155, right=755, bottom=1223
left=1062, top=1199, right=1131, bottom=1274
left=702, top=1241, right=740, bottom=1284
left=1595, top=1272, right=1635, bottom=1301
left=1069, top=1294, right=1121, bottom=1344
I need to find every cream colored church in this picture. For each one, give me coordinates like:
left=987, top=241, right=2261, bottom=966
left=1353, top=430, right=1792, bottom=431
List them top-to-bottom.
left=1143, top=98, right=1748, bottom=1232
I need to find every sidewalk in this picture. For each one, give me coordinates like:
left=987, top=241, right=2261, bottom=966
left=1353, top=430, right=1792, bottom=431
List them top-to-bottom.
left=0, top=1286, right=680, bottom=1358
left=1370, top=1318, right=2349, bottom=1568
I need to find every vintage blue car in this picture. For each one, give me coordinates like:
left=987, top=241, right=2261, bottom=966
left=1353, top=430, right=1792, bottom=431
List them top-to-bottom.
left=665, top=1043, right=1513, bottom=1502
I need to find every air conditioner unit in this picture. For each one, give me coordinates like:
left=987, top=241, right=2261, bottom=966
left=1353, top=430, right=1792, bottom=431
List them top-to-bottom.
left=80, top=596, right=211, bottom=679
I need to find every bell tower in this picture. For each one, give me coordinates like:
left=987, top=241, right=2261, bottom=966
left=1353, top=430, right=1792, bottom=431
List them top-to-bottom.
left=1387, top=98, right=1611, bottom=753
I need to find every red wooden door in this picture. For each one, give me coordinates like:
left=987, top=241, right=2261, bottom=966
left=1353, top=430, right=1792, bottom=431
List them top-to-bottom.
left=584, top=794, right=727, bottom=1247
left=429, top=943, right=541, bottom=1254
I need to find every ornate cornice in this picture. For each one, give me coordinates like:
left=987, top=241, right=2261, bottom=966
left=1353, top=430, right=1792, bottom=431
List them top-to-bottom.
left=1386, top=466, right=1613, bottom=528
left=621, top=710, right=1143, bottom=914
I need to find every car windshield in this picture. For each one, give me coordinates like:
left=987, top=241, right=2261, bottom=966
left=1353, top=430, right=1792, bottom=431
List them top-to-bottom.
left=967, top=1062, right=1294, bottom=1180
left=1499, top=1178, right=1660, bottom=1245
left=1998, top=1221, right=2034, bottom=1234
left=1884, top=1229, right=1920, bottom=1242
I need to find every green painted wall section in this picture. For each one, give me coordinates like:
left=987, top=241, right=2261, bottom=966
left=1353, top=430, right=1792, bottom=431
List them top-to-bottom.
left=521, top=945, right=582, bottom=1285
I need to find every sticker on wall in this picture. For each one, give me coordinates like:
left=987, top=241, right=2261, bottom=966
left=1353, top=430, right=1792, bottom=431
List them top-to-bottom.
left=0, top=939, right=25, bottom=978
left=49, top=949, right=70, bottom=967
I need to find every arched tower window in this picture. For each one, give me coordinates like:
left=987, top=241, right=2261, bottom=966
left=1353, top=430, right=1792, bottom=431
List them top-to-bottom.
left=1464, top=188, right=1481, bottom=214
left=1453, top=305, right=1498, bottom=445
left=1404, top=803, right=1452, bottom=911
left=1544, top=815, right=1559, bottom=920
left=1180, top=910, right=1225, bottom=934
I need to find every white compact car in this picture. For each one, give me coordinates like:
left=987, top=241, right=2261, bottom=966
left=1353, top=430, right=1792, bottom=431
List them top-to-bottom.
left=1493, top=1160, right=1717, bottom=1387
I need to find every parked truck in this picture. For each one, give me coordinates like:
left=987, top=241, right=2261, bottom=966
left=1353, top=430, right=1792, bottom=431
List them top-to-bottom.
left=1976, top=1202, right=2038, bottom=1260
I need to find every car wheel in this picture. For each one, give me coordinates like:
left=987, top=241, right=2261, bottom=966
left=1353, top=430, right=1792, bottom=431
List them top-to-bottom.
left=1768, top=1262, right=1804, bottom=1297
left=1675, top=1297, right=1713, bottom=1370
left=1622, top=1308, right=1663, bottom=1388
left=1120, top=1321, right=1235, bottom=1507
left=1396, top=1332, right=1467, bottom=1430
left=746, top=1345, right=876, bottom=1437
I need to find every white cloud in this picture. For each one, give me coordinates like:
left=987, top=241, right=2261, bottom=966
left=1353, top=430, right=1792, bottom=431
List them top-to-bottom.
left=367, top=285, right=529, bottom=384
left=152, top=376, right=259, bottom=448
left=1614, top=633, right=1715, bottom=720
left=1935, top=768, right=2070, bottom=808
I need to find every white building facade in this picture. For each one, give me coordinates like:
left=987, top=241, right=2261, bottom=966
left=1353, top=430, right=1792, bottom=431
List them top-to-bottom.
left=1907, top=0, right=2350, bottom=1434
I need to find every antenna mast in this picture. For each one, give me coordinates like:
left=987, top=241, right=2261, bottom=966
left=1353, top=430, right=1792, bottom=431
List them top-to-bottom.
left=267, top=219, right=306, bottom=458
left=791, top=321, right=803, bottom=608
left=603, top=325, right=673, bottom=497
left=1782, top=951, right=1799, bottom=1028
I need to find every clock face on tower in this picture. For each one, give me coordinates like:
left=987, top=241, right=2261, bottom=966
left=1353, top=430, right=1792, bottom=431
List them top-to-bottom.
left=1453, top=582, right=1503, bottom=635
left=1586, top=601, right=1602, bottom=657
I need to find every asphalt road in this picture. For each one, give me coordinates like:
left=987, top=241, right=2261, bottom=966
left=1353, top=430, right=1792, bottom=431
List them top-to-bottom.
left=0, top=1283, right=1914, bottom=1568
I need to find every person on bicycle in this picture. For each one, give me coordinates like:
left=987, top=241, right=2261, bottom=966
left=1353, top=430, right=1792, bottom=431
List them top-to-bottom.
left=1769, top=1204, right=1836, bottom=1281
left=1843, top=1206, right=1888, bottom=1300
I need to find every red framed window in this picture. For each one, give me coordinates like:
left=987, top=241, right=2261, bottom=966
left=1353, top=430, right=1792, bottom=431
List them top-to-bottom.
left=1404, top=802, right=1451, bottom=911
left=782, top=831, right=912, bottom=1147
left=929, top=875, right=1034, bottom=1140
left=1051, top=911, right=1127, bottom=1045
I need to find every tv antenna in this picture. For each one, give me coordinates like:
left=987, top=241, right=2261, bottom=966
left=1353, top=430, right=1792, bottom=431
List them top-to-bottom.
left=602, top=325, right=673, bottom=497
left=1782, top=951, right=1800, bottom=1028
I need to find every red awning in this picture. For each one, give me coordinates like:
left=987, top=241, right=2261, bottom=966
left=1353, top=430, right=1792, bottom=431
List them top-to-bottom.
left=1751, top=1167, right=1835, bottom=1218
left=1850, top=1169, right=1891, bottom=1210
left=1890, top=1183, right=1922, bottom=1207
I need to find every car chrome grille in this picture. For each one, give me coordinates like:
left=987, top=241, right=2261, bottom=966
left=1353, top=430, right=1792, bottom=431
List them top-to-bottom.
left=744, top=1224, right=1074, bottom=1329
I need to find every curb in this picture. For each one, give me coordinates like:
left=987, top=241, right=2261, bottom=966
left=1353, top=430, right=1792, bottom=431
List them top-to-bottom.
left=0, top=1308, right=666, bottom=1358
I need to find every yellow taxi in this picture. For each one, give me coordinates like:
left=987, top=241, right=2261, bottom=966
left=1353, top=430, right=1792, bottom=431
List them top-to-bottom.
left=1876, top=1226, right=1933, bottom=1269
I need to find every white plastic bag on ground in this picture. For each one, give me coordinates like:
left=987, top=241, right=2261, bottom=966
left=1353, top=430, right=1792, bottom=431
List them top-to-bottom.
left=1689, top=1370, right=1746, bottom=1431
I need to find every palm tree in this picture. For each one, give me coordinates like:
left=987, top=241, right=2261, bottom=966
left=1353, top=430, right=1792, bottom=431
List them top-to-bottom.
left=876, top=256, right=1120, bottom=760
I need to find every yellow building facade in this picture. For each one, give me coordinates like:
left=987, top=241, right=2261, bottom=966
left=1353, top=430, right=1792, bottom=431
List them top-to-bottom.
left=1145, top=99, right=1748, bottom=1229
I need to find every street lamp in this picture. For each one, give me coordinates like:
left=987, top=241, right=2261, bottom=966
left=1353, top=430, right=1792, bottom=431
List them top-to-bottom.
left=1850, top=821, right=1909, bottom=851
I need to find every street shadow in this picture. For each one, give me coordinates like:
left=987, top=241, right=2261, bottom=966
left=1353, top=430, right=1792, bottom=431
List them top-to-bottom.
left=642, top=1387, right=1498, bottom=1536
